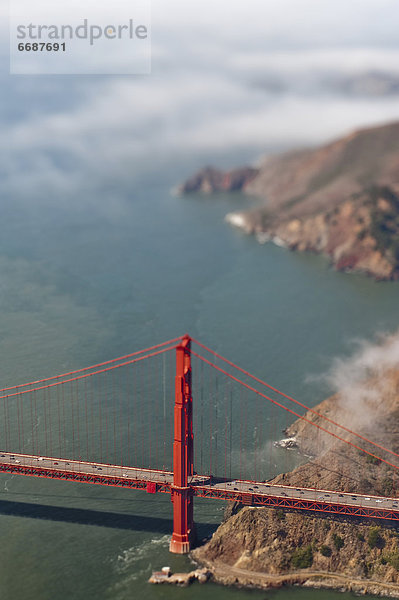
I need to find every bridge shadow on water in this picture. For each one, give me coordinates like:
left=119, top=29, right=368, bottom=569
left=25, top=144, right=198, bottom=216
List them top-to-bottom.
left=0, top=497, right=218, bottom=539
left=0, top=497, right=176, bottom=532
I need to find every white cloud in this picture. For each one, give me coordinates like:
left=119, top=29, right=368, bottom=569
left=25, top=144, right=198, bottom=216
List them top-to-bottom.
left=2, top=0, right=399, bottom=204
left=152, top=0, right=399, bottom=49
left=231, top=48, right=399, bottom=77
left=3, top=65, right=399, bottom=204
left=317, top=331, right=399, bottom=442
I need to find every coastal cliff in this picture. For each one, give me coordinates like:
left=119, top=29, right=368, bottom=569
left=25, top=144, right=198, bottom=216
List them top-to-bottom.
left=178, top=121, right=399, bottom=280
left=192, top=360, right=399, bottom=596
left=193, top=509, right=399, bottom=596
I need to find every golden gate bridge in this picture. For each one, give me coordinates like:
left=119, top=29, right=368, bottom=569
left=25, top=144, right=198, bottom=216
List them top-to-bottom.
left=0, top=335, right=398, bottom=554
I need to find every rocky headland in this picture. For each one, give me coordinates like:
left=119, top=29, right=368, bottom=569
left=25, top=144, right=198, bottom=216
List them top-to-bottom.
left=178, top=121, right=399, bottom=280
left=192, top=357, right=399, bottom=596
left=193, top=509, right=399, bottom=597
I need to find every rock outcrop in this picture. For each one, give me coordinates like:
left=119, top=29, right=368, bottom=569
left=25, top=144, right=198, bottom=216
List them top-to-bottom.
left=176, top=166, right=258, bottom=195
left=242, top=185, right=399, bottom=280
left=149, top=567, right=211, bottom=586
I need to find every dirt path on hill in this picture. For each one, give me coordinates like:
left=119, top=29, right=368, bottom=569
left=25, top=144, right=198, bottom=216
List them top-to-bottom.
left=205, top=560, right=399, bottom=597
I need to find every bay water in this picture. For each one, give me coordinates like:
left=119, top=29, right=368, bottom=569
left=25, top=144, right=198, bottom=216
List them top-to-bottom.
left=0, top=153, right=398, bottom=599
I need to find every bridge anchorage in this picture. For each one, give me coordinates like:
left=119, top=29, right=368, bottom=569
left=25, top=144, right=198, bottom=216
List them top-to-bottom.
left=0, top=334, right=398, bottom=554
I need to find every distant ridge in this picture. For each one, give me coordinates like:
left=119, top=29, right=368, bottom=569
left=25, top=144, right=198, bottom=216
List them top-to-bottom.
left=179, top=121, right=399, bottom=280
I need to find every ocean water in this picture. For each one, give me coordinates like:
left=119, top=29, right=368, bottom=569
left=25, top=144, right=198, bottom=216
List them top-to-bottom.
left=0, top=155, right=399, bottom=599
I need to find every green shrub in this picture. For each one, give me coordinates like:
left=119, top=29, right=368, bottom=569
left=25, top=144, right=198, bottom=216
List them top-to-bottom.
left=366, top=455, right=381, bottom=465
left=381, top=477, right=393, bottom=495
left=359, top=478, right=372, bottom=492
left=368, top=527, right=383, bottom=549
left=277, top=529, right=287, bottom=539
left=357, top=532, right=365, bottom=542
left=332, top=533, right=344, bottom=550
left=291, top=545, right=313, bottom=569
left=320, top=545, right=332, bottom=557
left=389, top=553, right=399, bottom=570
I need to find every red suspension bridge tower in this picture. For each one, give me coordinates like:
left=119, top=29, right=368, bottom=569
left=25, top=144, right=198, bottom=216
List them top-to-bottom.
left=170, top=335, right=195, bottom=553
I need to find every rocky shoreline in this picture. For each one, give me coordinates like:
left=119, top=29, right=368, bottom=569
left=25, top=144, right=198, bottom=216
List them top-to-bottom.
left=192, top=508, right=399, bottom=597
left=194, top=557, right=399, bottom=597
left=149, top=566, right=211, bottom=587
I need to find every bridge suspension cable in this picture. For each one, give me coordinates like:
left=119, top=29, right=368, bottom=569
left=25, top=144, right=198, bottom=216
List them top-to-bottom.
left=0, top=336, right=184, bottom=394
left=192, top=338, right=399, bottom=462
left=0, top=345, right=178, bottom=401
left=191, top=349, right=399, bottom=473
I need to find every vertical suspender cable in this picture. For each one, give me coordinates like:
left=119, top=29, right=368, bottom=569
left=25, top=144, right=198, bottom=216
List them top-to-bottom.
left=162, top=352, right=166, bottom=470
left=148, top=355, right=152, bottom=469
left=154, top=355, right=158, bottom=469
left=140, top=357, right=144, bottom=466
left=200, top=358, right=204, bottom=475
left=134, top=361, right=137, bottom=467
left=209, top=361, right=213, bottom=479
left=127, top=365, right=131, bottom=467
left=215, top=365, right=218, bottom=477
left=118, top=368, right=123, bottom=467
left=112, top=370, right=117, bottom=466
left=89, top=371, right=94, bottom=462
left=105, top=371, right=109, bottom=465
left=98, top=374, right=103, bottom=463
left=85, top=377, right=89, bottom=462
left=224, top=377, right=228, bottom=481
left=75, top=379, right=80, bottom=462
left=57, top=383, right=61, bottom=458
left=61, top=383, right=65, bottom=459
left=48, top=384, right=53, bottom=458
left=229, top=385, right=232, bottom=480
left=244, top=385, right=248, bottom=478
left=238, top=386, right=243, bottom=479
left=16, top=387, right=21, bottom=453
left=20, top=387, right=25, bottom=454
left=44, top=387, right=48, bottom=457
left=258, top=387, right=263, bottom=481
left=30, top=388, right=35, bottom=457
left=34, top=388, right=38, bottom=456
left=3, top=395, right=8, bottom=452
left=254, top=395, right=257, bottom=482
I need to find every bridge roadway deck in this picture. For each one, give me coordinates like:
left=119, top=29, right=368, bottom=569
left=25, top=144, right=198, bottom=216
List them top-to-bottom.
left=0, top=452, right=398, bottom=522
